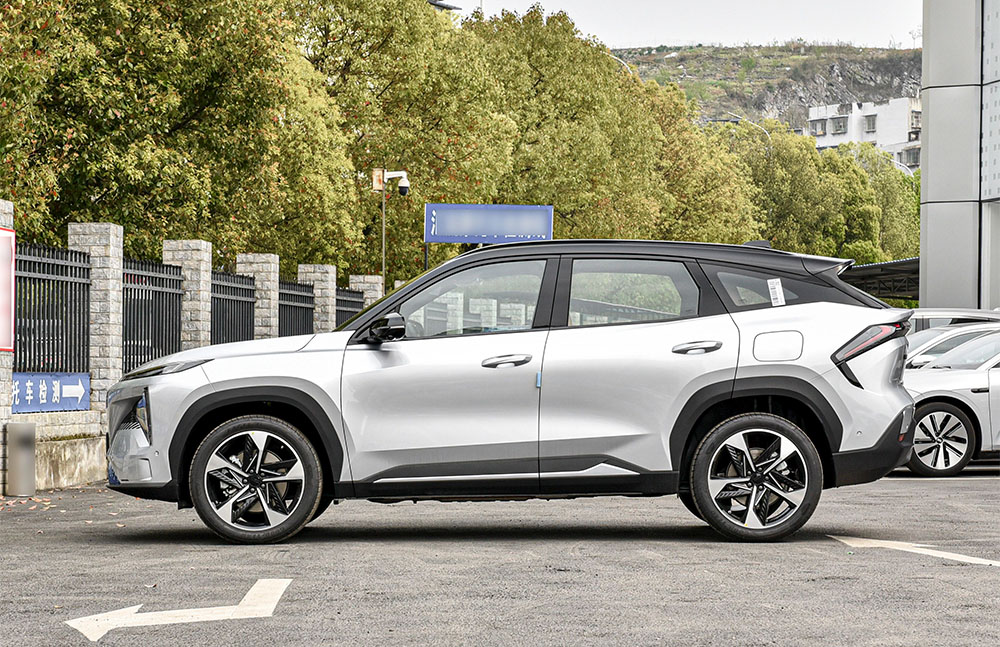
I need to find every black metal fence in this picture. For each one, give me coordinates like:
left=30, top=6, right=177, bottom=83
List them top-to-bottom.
left=14, top=243, right=91, bottom=373
left=123, top=258, right=183, bottom=373
left=211, top=271, right=255, bottom=344
left=278, top=280, right=314, bottom=337
left=336, top=287, right=365, bottom=326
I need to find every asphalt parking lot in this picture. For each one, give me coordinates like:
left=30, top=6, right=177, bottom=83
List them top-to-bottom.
left=1, top=465, right=997, bottom=646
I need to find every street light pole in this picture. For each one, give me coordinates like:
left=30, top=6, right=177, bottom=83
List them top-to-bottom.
left=372, top=168, right=410, bottom=293
left=381, top=183, right=387, bottom=285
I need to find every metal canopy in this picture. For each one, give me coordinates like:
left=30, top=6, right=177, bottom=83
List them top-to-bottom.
left=842, top=257, right=919, bottom=300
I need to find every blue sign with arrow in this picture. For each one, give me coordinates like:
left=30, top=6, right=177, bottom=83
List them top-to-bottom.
left=424, top=203, right=553, bottom=244
left=12, top=372, right=90, bottom=413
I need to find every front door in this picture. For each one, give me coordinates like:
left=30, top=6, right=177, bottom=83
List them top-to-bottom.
left=538, top=257, right=739, bottom=494
left=341, top=258, right=553, bottom=497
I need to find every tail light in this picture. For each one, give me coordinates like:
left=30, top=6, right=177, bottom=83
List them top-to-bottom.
left=832, top=321, right=910, bottom=387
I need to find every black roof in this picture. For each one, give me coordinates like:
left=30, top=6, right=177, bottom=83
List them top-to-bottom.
left=456, top=239, right=851, bottom=276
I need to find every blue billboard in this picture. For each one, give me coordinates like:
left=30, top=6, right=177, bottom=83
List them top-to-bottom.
left=424, top=203, right=553, bottom=244
left=12, top=372, right=90, bottom=413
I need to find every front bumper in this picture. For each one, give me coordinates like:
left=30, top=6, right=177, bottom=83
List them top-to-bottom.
left=831, top=404, right=915, bottom=487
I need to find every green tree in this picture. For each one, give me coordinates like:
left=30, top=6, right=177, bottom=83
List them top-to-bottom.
left=2, top=0, right=360, bottom=272
left=300, top=0, right=517, bottom=283
left=465, top=8, right=663, bottom=241
left=643, top=81, right=759, bottom=244
left=834, top=142, right=919, bottom=260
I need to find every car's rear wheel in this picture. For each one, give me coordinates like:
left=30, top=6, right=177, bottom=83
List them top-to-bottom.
left=907, top=403, right=976, bottom=477
left=690, top=413, right=823, bottom=542
left=190, top=415, right=322, bottom=544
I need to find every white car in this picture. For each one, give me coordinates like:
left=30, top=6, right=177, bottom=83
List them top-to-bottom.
left=105, top=240, right=915, bottom=543
left=909, top=308, right=1000, bottom=334
left=905, top=322, right=1000, bottom=369
left=904, top=331, right=1000, bottom=476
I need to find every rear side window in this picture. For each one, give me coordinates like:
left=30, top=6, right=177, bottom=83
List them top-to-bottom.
left=568, top=258, right=699, bottom=327
left=701, top=263, right=859, bottom=311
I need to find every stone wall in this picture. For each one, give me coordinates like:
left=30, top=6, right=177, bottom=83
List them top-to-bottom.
left=237, top=253, right=280, bottom=339
left=349, top=274, right=384, bottom=307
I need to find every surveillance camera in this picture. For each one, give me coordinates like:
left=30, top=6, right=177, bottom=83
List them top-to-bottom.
left=397, top=176, right=410, bottom=197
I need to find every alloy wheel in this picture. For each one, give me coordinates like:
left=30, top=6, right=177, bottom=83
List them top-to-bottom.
left=913, top=411, right=969, bottom=472
left=707, top=429, right=808, bottom=529
left=203, top=430, right=305, bottom=531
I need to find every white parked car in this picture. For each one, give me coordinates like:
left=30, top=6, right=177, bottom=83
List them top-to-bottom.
left=909, top=308, right=1000, bottom=334
left=905, top=322, right=1000, bottom=369
left=904, top=331, right=1000, bottom=476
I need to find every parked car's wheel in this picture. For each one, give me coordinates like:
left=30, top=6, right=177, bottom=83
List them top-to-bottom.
left=907, top=403, right=976, bottom=477
left=690, top=413, right=823, bottom=542
left=190, top=415, right=322, bottom=544
left=677, top=491, right=704, bottom=521
left=310, top=497, right=334, bottom=523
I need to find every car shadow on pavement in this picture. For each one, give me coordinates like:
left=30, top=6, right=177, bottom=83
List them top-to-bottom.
left=102, top=522, right=846, bottom=546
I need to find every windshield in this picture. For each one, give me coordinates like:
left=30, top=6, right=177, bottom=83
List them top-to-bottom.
left=906, top=327, right=947, bottom=353
left=927, top=332, right=1000, bottom=370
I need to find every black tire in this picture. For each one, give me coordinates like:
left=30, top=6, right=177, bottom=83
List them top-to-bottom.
left=906, top=403, right=977, bottom=477
left=690, top=413, right=823, bottom=542
left=190, top=415, right=322, bottom=544
left=678, top=491, right=704, bottom=521
left=310, top=497, right=334, bottom=523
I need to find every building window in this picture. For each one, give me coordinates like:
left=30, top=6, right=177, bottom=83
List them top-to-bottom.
left=910, top=110, right=922, bottom=130
left=864, top=114, right=877, bottom=132
left=831, top=117, right=848, bottom=134
left=809, top=119, right=826, bottom=136
left=904, top=147, right=921, bottom=166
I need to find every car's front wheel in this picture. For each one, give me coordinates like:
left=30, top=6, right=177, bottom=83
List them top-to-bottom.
left=906, top=403, right=976, bottom=477
left=690, top=413, right=823, bottom=542
left=190, top=415, right=322, bottom=544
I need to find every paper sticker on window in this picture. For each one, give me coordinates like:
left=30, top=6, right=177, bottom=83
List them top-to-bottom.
left=767, top=278, right=786, bottom=307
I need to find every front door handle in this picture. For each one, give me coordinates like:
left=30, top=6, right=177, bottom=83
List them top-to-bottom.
left=672, top=341, right=723, bottom=355
left=481, top=354, right=533, bottom=368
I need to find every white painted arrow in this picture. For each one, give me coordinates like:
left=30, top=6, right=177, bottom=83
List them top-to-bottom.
left=61, top=378, right=85, bottom=404
left=830, top=535, right=1000, bottom=566
left=65, top=578, right=292, bottom=642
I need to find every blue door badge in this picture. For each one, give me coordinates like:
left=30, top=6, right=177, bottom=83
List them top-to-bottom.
left=11, top=372, right=90, bottom=413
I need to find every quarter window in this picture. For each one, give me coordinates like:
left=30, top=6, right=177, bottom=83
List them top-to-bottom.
left=567, top=259, right=699, bottom=327
left=398, top=260, right=546, bottom=338
left=702, top=263, right=858, bottom=310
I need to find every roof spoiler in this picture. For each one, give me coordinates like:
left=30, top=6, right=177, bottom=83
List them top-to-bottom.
left=802, top=256, right=854, bottom=276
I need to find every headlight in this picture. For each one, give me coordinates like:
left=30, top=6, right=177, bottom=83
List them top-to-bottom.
left=123, top=359, right=211, bottom=381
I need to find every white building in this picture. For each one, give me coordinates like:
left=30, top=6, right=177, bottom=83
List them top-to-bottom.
left=920, top=0, right=1000, bottom=309
left=807, top=97, right=922, bottom=169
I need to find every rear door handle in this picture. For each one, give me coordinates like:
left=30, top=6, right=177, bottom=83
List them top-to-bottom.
left=672, top=341, right=723, bottom=355
left=481, top=354, right=532, bottom=368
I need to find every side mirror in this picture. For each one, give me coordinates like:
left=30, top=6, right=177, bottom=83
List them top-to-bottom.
left=368, top=312, right=405, bottom=343
left=908, top=354, right=933, bottom=369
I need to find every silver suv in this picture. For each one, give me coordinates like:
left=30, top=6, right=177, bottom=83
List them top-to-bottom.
left=107, top=241, right=914, bottom=543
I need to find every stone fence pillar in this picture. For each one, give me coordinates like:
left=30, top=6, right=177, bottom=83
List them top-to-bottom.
left=0, top=199, right=13, bottom=492
left=68, top=223, right=123, bottom=422
left=163, top=240, right=212, bottom=350
left=237, top=253, right=280, bottom=339
left=298, top=264, right=337, bottom=334
left=349, top=275, right=384, bottom=308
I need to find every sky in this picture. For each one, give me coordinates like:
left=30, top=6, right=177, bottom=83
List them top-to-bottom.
left=456, top=1, right=923, bottom=49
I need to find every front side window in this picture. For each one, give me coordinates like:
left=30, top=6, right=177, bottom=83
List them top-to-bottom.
left=567, top=258, right=699, bottom=327
left=398, top=260, right=546, bottom=338
left=925, top=331, right=990, bottom=357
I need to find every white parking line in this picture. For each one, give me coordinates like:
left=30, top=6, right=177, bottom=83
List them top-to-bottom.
left=830, top=535, right=1000, bottom=566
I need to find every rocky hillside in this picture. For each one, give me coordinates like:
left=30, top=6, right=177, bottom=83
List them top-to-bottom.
left=613, top=43, right=922, bottom=127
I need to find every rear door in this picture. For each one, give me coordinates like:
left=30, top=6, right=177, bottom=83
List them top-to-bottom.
left=537, top=255, right=739, bottom=494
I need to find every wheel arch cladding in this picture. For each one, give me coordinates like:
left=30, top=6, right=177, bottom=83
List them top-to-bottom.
left=671, top=377, right=842, bottom=489
left=170, top=386, right=348, bottom=507
left=914, top=396, right=983, bottom=456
